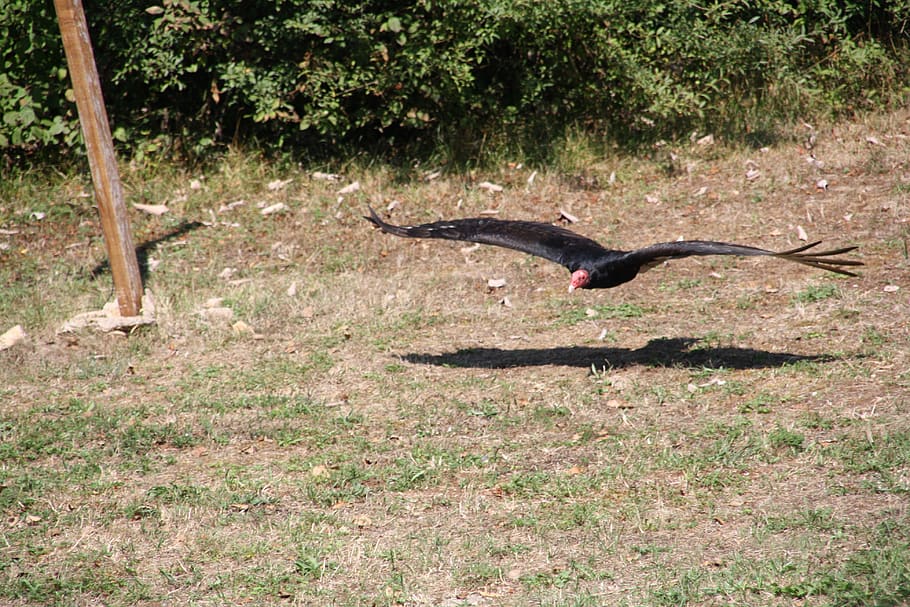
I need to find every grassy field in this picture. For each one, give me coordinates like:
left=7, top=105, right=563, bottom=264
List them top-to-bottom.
left=1, top=112, right=909, bottom=606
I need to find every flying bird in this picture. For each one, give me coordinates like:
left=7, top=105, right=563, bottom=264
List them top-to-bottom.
left=365, top=207, right=862, bottom=292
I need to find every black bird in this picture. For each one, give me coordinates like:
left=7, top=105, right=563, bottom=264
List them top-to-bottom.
left=365, top=207, right=863, bottom=292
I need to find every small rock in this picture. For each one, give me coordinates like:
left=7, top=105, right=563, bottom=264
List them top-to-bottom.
left=199, top=307, right=234, bottom=322
left=231, top=320, right=254, bottom=336
left=0, top=325, right=27, bottom=350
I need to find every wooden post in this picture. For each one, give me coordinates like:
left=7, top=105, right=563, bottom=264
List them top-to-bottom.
left=54, top=0, right=143, bottom=316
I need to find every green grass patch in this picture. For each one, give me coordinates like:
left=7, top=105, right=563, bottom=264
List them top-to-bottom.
left=792, top=284, right=840, bottom=304
left=556, top=302, right=647, bottom=325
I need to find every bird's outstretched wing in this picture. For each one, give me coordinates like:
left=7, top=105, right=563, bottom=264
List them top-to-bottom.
left=365, top=207, right=612, bottom=268
left=625, top=240, right=863, bottom=277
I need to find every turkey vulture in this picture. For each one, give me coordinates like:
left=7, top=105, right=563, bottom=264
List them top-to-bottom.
left=365, top=207, right=862, bottom=291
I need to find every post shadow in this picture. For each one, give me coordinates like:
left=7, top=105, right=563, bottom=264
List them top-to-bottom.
left=89, top=220, right=203, bottom=283
left=403, top=337, right=836, bottom=370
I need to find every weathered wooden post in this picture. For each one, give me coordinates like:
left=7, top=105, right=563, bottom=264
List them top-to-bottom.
left=54, top=0, right=143, bottom=317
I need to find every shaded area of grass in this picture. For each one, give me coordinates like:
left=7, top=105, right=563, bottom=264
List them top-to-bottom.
left=403, top=337, right=838, bottom=370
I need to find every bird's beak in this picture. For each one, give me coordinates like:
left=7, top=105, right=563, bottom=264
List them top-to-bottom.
left=568, top=283, right=576, bottom=293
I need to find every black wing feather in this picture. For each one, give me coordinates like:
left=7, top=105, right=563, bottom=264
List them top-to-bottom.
left=365, top=206, right=612, bottom=268
left=366, top=207, right=863, bottom=280
left=625, top=240, right=862, bottom=277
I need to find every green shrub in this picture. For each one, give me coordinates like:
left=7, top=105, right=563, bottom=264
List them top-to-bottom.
left=1, top=0, right=909, bottom=162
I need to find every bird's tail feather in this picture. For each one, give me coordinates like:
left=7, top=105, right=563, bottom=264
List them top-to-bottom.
left=773, top=242, right=863, bottom=277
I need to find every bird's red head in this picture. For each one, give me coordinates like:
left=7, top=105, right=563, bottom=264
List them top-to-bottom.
left=569, top=269, right=590, bottom=292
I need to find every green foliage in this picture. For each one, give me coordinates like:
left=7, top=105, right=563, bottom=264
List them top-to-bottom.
left=2, top=1, right=910, bottom=160
left=0, top=2, right=78, bottom=151
left=793, top=283, right=840, bottom=304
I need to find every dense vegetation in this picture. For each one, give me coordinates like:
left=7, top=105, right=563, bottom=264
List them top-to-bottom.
left=2, top=0, right=909, bottom=163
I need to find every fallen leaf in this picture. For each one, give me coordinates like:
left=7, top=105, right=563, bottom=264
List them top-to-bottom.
left=696, top=134, right=714, bottom=146
left=866, top=135, right=885, bottom=147
left=806, top=155, right=824, bottom=169
left=745, top=168, right=761, bottom=181
left=527, top=170, right=538, bottom=187
left=312, top=171, right=340, bottom=181
left=267, top=178, right=292, bottom=191
left=337, top=181, right=360, bottom=195
left=477, top=181, right=503, bottom=192
left=218, top=200, right=245, bottom=213
left=260, top=202, right=287, bottom=216
left=133, top=203, right=169, bottom=216
left=559, top=209, right=579, bottom=223
left=796, top=225, right=809, bottom=241
left=487, top=277, right=507, bottom=289
left=287, top=282, right=297, bottom=297
left=883, top=285, right=900, bottom=293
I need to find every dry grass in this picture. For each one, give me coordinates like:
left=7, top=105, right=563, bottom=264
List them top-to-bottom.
left=1, top=111, right=909, bottom=606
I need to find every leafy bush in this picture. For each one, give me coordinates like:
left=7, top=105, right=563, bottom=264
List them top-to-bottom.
left=1, top=0, right=909, bottom=162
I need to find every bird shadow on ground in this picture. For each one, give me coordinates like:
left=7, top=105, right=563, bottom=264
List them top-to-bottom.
left=89, top=220, right=204, bottom=283
left=403, top=337, right=837, bottom=370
